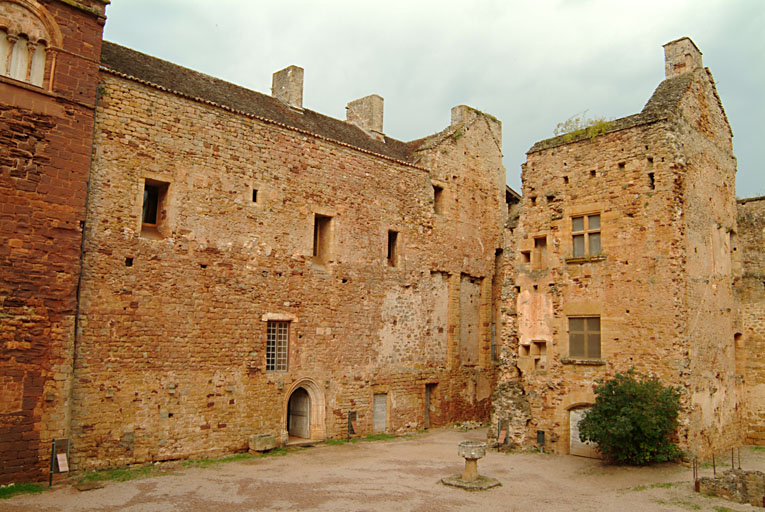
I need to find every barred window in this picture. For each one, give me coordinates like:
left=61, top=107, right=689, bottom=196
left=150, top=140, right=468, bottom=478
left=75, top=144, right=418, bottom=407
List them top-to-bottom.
left=572, top=214, right=601, bottom=258
left=266, top=321, right=289, bottom=371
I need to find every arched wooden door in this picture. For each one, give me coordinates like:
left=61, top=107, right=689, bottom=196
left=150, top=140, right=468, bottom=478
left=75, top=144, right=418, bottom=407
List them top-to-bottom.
left=288, top=387, right=310, bottom=438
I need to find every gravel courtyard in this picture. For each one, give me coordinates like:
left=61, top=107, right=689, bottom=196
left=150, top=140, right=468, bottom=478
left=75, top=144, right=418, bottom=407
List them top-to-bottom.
left=2, top=427, right=763, bottom=512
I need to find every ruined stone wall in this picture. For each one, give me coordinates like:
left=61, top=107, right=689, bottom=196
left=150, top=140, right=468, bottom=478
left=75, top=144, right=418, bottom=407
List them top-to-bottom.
left=0, top=0, right=105, bottom=484
left=495, top=41, right=742, bottom=458
left=675, top=68, right=742, bottom=456
left=69, top=74, right=504, bottom=469
left=509, top=120, right=693, bottom=454
left=735, top=197, right=765, bottom=444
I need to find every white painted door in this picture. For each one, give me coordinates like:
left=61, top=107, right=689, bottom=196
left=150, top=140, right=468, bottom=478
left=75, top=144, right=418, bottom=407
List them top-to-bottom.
left=288, top=388, right=310, bottom=438
left=373, top=393, right=387, bottom=433
left=569, top=408, right=600, bottom=458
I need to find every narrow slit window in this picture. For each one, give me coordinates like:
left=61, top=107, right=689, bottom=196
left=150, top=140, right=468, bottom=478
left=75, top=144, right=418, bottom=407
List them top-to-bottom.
left=433, top=185, right=444, bottom=215
left=252, top=188, right=258, bottom=203
left=313, top=214, right=332, bottom=265
left=387, top=230, right=399, bottom=267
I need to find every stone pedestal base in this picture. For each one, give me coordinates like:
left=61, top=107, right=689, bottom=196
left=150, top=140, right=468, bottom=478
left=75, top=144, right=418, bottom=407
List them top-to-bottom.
left=441, top=474, right=501, bottom=491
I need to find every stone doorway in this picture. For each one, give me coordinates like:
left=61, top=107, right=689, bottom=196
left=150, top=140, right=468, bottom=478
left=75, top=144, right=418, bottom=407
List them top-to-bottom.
left=282, top=378, right=326, bottom=444
left=288, top=387, right=310, bottom=439
left=569, top=407, right=600, bottom=458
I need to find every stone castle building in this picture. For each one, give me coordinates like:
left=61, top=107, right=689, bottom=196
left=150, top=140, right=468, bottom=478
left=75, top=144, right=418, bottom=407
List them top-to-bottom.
left=0, top=0, right=762, bottom=483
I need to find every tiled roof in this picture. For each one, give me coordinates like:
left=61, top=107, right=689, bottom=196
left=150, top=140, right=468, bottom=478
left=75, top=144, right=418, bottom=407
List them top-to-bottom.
left=100, top=42, right=416, bottom=163
left=527, top=73, right=694, bottom=154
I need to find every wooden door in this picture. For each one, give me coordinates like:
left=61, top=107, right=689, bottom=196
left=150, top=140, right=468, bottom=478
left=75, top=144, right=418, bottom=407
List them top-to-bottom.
left=288, top=388, right=310, bottom=438
left=373, top=393, right=387, bottom=433
left=569, top=408, right=600, bottom=458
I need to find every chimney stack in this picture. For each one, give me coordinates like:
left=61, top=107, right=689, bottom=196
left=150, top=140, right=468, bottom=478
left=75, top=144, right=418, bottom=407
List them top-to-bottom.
left=663, top=37, right=703, bottom=79
left=272, top=65, right=304, bottom=110
left=346, top=94, right=384, bottom=141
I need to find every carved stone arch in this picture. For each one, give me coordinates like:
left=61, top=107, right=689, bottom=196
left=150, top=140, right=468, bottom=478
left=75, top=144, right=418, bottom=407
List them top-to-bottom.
left=0, top=0, right=61, bottom=47
left=0, top=0, right=61, bottom=88
left=282, top=378, right=326, bottom=442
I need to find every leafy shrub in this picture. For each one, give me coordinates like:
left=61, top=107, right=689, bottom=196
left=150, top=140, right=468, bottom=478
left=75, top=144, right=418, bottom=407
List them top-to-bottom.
left=578, top=370, right=682, bottom=465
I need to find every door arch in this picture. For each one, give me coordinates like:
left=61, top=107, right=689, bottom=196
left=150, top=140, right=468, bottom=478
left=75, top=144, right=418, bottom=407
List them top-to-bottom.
left=282, top=378, right=326, bottom=441
left=288, top=387, right=310, bottom=438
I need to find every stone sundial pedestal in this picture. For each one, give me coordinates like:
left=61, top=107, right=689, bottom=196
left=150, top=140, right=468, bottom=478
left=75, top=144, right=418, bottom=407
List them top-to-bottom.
left=441, top=440, right=501, bottom=490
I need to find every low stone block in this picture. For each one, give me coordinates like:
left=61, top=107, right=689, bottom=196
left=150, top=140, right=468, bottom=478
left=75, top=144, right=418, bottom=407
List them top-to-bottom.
left=249, top=434, right=276, bottom=452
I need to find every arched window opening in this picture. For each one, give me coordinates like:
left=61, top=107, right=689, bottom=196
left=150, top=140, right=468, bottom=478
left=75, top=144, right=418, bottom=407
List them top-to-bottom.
left=0, top=0, right=62, bottom=89
left=1, top=29, right=46, bottom=86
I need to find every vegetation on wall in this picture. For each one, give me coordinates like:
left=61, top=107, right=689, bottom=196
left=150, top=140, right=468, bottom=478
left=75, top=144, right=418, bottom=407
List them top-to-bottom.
left=554, top=111, right=613, bottom=142
left=578, top=370, right=683, bottom=465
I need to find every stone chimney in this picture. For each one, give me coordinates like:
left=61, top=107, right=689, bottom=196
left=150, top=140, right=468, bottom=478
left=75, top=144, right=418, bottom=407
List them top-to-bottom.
left=663, top=37, right=703, bottom=78
left=272, top=65, right=304, bottom=110
left=346, top=94, right=384, bottom=141
left=451, top=105, right=480, bottom=127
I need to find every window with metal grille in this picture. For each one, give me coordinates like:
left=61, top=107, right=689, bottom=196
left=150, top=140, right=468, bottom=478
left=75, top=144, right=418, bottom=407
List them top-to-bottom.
left=572, top=214, right=601, bottom=257
left=568, top=316, right=601, bottom=359
left=266, top=321, right=289, bottom=371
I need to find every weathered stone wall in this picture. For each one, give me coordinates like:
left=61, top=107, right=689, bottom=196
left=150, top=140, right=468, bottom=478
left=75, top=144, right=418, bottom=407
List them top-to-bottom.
left=0, top=0, right=105, bottom=484
left=495, top=39, right=743, bottom=458
left=675, top=66, right=742, bottom=457
left=69, top=74, right=505, bottom=469
left=510, top=120, right=694, bottom=454
left=735, top=197, right=765, bottom=444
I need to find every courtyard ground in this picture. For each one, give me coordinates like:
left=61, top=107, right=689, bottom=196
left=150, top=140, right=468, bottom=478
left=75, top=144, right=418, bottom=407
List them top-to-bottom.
left=2, top=427, right=763, bottom=512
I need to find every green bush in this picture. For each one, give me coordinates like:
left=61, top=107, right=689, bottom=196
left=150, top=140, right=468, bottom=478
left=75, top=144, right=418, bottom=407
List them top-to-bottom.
left=578, top=370, right=683, bottom=465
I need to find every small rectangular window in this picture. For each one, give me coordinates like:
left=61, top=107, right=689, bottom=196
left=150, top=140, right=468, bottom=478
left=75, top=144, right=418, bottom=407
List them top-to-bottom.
left=141, top=179, right=169, bottom=238
left=433, top=185, right=444, bottom=215
left=252, top=188, right=258, bottom=203
left=313, top=214, right=332, bottom=265
left=571, top=214, right=601, bottom=258
left=387, top=230, right=398, bottom=267
left=569, top=316, right=600, bottom=359
left=266, top=321, right=289, bottom=371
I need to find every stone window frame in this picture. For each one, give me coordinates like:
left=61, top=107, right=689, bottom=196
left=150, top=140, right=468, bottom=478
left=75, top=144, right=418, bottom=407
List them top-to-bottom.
left=140, top=178, right=170, bottom=240
left=571, top=213, right=601, bottom=258
left=566, top=316, right=601, bottom=361
left=266, top=320, right=290, bottom=372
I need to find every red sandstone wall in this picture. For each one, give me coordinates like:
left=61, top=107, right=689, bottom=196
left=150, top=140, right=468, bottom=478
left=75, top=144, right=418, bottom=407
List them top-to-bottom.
left=0, top=0, right=105, bottom=484
left=69, top=74, right=504, bottom=469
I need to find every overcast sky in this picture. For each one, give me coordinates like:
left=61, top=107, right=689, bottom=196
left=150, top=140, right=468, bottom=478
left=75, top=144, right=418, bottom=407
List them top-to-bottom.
left=102, top=0, right=764, bottom=197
